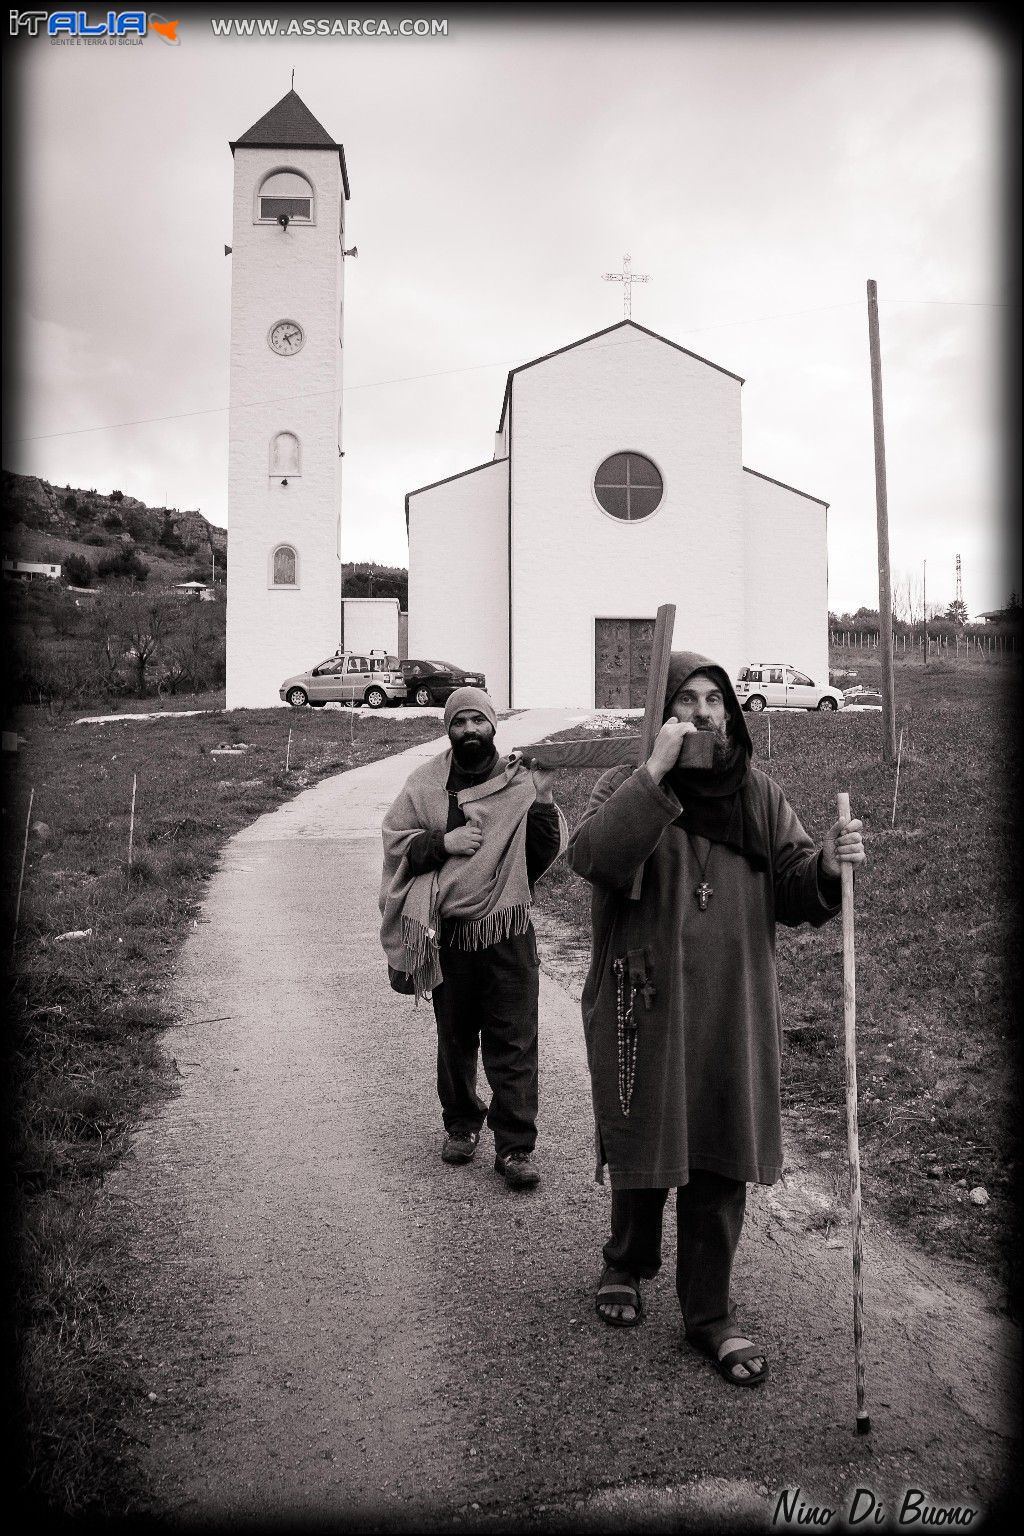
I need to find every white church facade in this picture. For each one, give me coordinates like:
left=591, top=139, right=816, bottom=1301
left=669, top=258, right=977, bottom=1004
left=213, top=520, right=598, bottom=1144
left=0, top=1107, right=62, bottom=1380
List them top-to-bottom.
left=225, top=92, right=351, bottom=710
left=406, top=321, right=830, bottom=710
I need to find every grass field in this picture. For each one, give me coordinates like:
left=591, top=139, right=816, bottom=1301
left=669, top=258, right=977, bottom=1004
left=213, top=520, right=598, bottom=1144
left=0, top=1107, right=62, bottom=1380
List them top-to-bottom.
left=533, top=655, right=1020, bottom=1294
left=5, top=658, right=1018, bottom=1513
left=4, top=701, right=445, bottom=1515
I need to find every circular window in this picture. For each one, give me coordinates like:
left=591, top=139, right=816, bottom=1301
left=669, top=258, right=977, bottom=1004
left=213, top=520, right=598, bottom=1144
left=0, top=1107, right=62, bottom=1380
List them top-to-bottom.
left=594, top=452, right=663, bottom=521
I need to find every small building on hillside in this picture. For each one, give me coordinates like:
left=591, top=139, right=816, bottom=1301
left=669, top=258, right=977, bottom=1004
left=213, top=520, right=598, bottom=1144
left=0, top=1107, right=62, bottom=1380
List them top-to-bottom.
left=3, top=558, right=62, bottom=583
left=173, top=581, right=216, bottom=601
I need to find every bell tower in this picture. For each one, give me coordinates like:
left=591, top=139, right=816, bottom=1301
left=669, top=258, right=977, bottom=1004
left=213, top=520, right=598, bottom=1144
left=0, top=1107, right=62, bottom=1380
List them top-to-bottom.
left=225, top=90, right=351, bottom=708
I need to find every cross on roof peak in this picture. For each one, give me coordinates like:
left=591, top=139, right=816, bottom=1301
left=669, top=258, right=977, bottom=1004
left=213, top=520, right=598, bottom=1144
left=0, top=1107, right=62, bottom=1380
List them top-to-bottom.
left=602, top=253, right=651, bottom=319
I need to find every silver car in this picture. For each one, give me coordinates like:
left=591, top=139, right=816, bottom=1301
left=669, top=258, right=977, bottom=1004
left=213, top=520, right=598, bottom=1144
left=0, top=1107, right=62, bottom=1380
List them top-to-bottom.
left=279, top=650, right=407, bottom=709
left=735, top=663, right=844, bottom=713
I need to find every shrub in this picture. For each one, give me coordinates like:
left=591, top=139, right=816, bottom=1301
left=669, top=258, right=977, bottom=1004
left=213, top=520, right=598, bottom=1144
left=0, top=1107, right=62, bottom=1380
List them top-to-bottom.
left=122, top=510, right=152, bottom=545
left=102, top=512, right=123, bottom=531
left=159, top=517, right=185, bottom=554
left=97, top=548, right=149, bottom=585
left=63, top=554, right=94, bottom=587
left=10, top=638, right=93, bottom=713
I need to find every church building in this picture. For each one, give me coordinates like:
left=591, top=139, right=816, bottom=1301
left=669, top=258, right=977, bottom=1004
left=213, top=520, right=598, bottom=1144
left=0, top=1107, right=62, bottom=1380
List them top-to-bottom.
left=225, top=92, right=350, bottom=709
left=406, top=321, right=830, bottom=710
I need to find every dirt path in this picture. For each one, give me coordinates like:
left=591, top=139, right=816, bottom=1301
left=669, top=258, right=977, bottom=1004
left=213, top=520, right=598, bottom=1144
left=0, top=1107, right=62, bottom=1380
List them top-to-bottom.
left=111, top=717, right=1018, bottom=1529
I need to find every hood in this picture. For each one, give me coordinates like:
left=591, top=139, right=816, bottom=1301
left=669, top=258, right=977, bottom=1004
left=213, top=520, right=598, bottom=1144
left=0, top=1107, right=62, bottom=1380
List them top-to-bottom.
left=662, top=649, right=753, bottom=757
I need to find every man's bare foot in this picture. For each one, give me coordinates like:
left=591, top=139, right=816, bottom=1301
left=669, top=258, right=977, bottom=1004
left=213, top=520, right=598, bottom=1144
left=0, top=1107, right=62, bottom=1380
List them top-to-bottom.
left=595, top=1268, right=642, bottom=1327
left=715, top=1335, right=768, bottom=1385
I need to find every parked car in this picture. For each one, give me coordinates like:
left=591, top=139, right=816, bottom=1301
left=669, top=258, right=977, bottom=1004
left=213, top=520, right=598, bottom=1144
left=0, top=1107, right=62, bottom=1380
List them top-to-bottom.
left=280, top=650, right=407, bottom=709
left=401, top=659, right=487, bottom=706
left=735, top=663, right=845, bottom=713
left=842, top=684, right=883, bottom=708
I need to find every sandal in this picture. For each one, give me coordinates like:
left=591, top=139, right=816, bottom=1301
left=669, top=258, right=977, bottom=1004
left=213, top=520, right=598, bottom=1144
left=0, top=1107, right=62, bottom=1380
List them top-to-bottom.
left=595, top=1267, right=643, bottom=1328
left=712, top=1342, right=769, bottom=1389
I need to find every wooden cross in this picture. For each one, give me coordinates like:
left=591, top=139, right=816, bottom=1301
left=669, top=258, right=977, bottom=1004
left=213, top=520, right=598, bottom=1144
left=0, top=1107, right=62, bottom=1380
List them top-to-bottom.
left=602, top=252, right=652, bottom=320
left=513, top=603, right=713, bottom=899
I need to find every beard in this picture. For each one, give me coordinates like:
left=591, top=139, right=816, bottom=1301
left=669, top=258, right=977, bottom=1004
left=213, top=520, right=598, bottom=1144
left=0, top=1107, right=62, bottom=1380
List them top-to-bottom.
left=692, top=718, right=735, bottom=772
left=451, top=731, right=494, bottom=768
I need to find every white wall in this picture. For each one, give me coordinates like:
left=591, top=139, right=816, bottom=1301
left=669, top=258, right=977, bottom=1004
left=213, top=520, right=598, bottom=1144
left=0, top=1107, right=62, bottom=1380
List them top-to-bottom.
left=225, top=142, right=345, bottom=708
left=509, top=327, right=745, bottom=706
left=407, top=459, right=510, bottom=707
left=741, top=469, right=830, bottom=687
left=342, top=597, right=399, bottom=655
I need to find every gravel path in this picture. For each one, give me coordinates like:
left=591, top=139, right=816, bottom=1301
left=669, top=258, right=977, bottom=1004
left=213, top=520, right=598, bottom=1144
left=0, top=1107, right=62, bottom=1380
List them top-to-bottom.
left=112, top=715, right=1018, bottom=1529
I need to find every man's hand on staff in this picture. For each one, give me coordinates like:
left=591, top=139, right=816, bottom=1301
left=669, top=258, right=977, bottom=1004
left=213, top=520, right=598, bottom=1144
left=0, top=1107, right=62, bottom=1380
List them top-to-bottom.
left=645, top=719, right=697, bottom=784
left=530, top=766, right=556, bottom=803
left=821, top=816, right=866, bottom=879
left=444, top=824, right=482, bottom=857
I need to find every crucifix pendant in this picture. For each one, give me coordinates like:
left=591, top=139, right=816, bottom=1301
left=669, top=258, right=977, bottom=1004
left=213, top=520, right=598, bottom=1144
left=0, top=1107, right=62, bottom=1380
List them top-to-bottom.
left=694, top=881, right=714, bottom=912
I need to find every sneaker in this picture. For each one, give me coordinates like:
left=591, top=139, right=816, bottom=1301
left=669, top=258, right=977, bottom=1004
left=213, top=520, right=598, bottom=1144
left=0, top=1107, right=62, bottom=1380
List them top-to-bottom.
left=441, top=1127, right=480, bottom=1165
left=494, top=1150, right=541, bottom=1189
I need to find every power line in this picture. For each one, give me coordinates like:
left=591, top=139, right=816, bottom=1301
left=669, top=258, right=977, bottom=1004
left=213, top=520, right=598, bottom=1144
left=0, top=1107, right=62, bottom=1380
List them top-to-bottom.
left=2, top=297, right=1007, bottom=448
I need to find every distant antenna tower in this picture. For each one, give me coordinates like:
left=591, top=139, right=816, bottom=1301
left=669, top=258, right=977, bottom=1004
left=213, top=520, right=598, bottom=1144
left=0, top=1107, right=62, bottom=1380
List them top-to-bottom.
left=955, top=553, right=964, bottom=608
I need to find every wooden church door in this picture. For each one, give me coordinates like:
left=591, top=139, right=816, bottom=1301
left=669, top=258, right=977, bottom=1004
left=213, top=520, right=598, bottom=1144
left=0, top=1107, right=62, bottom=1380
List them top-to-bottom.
left=594, top=618, right=656, bottom=707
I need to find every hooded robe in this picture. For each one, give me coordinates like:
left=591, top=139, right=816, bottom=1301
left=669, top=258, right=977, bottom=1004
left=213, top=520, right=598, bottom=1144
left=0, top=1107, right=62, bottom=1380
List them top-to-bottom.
left=566, top=650, right=840, bottom=1189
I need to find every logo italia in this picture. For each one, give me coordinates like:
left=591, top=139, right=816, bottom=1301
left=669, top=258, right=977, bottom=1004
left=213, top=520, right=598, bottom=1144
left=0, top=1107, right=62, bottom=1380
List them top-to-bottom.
left=9, top=11, right=179, bottom=40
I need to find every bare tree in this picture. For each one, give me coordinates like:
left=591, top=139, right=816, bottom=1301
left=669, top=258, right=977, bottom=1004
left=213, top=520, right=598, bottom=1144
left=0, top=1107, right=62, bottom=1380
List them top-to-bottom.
left=891, top=571, right=922, bottom=627
left=86, top=584, right=179, bottom=695
left=117, top=591, right=179, bottom=694
left=84, top=595, right=128, bottom=695
left=162, top=600, right=225, bottom=694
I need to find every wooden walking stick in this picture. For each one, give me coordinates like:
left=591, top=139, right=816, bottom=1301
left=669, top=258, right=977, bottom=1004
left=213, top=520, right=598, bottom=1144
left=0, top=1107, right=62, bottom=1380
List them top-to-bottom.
left=838, top=789, right=870, bottom=1435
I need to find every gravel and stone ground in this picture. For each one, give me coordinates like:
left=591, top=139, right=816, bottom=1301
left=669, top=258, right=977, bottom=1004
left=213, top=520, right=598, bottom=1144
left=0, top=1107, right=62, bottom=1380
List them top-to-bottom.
left=106, top=713, right=1018, bottom=1530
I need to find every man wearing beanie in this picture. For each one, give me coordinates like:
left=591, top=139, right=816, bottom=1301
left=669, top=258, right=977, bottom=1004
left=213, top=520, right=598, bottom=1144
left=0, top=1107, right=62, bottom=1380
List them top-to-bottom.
left=567, top=652, right=865, bottom=1386
left=380, top=688, right=566, bottom=1188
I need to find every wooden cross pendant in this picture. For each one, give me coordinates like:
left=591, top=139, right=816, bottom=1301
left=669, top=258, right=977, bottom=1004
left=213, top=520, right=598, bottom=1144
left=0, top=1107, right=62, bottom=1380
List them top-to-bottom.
left=695, top=881, right=714, bottom=912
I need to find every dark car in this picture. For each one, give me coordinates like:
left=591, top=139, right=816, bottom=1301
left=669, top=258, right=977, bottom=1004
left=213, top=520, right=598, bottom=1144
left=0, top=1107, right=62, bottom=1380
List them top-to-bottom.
left=401, top=659, right=487, bottom=707
left=842, top=685, right=883, bottom=709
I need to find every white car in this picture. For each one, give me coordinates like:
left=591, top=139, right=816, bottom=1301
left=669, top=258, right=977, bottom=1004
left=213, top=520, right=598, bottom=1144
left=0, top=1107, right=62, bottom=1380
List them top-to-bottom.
left=735, top=663, right=844, bottom=713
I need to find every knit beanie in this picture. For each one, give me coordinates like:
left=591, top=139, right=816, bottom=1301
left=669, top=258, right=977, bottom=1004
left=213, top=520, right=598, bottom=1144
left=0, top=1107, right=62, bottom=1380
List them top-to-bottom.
left=444, top=687, right=498, bottom=733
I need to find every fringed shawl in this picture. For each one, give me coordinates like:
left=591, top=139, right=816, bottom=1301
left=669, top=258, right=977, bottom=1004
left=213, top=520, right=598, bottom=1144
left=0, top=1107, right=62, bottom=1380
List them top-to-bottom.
left=379, top=751, right=567, bottom=999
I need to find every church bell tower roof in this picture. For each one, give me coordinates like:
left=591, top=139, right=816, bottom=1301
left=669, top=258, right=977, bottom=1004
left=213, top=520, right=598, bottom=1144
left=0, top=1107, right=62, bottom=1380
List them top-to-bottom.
left=230, top=90, right=350, bottom=198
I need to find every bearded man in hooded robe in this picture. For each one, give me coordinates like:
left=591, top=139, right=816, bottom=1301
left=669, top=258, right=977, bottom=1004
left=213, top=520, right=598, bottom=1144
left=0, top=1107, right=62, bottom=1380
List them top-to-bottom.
left=566, top=652, right=865, bottom=1387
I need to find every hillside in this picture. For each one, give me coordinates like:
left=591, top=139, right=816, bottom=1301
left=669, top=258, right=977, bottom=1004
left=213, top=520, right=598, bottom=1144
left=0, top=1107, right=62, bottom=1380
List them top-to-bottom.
left=2, top=471, right=227, bottom=587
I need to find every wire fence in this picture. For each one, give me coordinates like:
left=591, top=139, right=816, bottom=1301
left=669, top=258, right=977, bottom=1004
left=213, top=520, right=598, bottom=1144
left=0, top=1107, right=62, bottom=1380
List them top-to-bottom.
left=830, top=630, right=1019, bottom=657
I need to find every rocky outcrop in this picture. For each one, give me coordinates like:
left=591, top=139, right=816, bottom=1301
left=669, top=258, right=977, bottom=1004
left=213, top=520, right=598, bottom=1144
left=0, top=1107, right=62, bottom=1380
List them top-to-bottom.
left=2, top=471, right=227, bottom=558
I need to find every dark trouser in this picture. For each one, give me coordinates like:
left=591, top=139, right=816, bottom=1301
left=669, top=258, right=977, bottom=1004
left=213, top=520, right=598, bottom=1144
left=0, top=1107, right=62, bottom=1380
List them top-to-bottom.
left=431, top=931, right=539, bottom=1159
left=602, top=1171, right=747, bottom=1352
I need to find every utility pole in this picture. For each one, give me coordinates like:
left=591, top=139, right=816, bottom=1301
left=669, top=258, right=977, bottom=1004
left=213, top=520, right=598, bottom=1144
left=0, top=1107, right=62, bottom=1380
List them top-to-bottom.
left=866, top=280, right=898, bottom=762
left=922, top=558, right=928, bottom=667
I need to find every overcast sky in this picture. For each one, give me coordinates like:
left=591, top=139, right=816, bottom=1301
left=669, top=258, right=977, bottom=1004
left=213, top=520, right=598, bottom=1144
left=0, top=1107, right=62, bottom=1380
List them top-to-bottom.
left=3, top=7, right=1015, bottom=617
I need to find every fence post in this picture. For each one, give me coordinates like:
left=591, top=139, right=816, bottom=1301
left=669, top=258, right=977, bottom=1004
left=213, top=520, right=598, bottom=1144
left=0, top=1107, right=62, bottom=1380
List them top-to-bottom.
left=128, top=773, right=138, bottom=870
